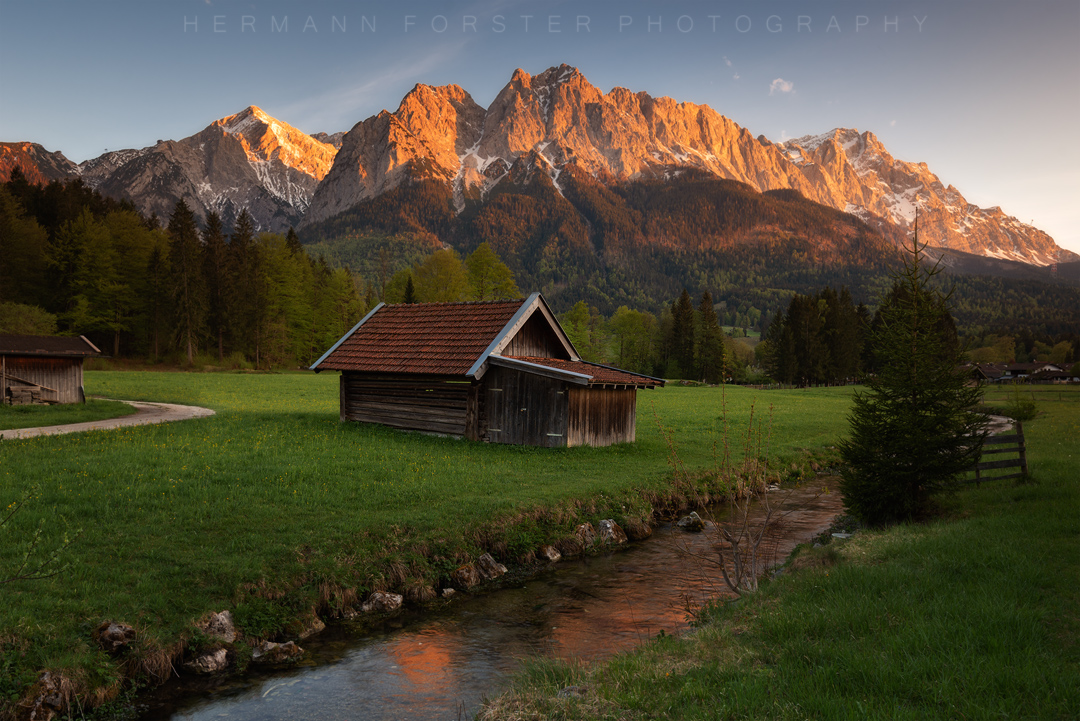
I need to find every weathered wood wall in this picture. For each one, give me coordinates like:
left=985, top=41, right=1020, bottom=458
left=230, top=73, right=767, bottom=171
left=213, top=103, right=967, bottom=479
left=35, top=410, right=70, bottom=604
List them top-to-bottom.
left=503, top=313, right=570, bottom=358
left=1, top=356, right=84, bottom=404
left=481, top=366, right=568, bottom=447
left=339, top=368, right=640, bottom=448
left=340, top=373, right=472, bottom=436
left=567, top=387, right=637, bottom=447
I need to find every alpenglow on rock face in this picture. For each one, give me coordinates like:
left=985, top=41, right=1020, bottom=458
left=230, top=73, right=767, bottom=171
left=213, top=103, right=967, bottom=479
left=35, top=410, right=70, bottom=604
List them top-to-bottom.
left=3, top=64, right=1072, bottom=264
left=303, top=64, right=1074, bottom=266
left=78, top=106, right=338, bottom=232
left=778, top=129, right=1068, bottom=265
left=0, top=142, right=79, bottom=185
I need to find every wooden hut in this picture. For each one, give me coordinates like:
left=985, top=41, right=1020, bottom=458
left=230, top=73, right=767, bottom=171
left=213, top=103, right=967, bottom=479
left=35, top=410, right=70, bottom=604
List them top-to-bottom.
left=310, top=293, right=664, bottom=447
left=1, top=335, right=102, bottom=405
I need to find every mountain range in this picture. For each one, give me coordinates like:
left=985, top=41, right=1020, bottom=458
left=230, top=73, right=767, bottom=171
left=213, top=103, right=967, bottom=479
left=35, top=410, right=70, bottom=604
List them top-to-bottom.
left=2, top=64, right=1076, bottom=268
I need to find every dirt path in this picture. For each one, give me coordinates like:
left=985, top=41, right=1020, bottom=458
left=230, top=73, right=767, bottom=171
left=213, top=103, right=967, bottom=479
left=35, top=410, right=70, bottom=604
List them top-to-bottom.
left=0, top=400, right=215, bottom=440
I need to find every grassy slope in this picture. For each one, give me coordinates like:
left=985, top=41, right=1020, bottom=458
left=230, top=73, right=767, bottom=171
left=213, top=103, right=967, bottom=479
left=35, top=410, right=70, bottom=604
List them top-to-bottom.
left=0, top=372, right=852, bottom=702
left=479, top=386, right=1080, bottom=720
left=0, top=399, right=135, bottom=431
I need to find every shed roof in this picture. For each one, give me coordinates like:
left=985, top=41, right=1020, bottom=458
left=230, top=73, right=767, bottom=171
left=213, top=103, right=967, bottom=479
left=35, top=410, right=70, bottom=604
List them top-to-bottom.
left=310, top=293, right=661, bottom=387
left=311, top=298, right=530, bottom=375
left=0, top=335, right=101, bottom=357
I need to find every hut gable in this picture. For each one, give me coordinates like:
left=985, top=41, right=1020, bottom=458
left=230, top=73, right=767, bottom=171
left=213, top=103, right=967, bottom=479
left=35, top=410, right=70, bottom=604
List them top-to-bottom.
left=311, top=294, right=663, bottom=447
left=1, top=335, right=101, bottom=405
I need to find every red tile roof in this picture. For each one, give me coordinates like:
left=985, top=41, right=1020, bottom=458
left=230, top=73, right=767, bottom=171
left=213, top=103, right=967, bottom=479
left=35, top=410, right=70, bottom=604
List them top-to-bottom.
left=315, top=300, right=525, bottom=375
left=505, top=357, right=663, bottom=387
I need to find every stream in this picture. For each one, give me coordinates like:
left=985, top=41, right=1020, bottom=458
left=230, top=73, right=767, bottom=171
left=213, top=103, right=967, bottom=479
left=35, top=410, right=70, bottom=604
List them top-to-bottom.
left=140, top=482, right=844, bottom=720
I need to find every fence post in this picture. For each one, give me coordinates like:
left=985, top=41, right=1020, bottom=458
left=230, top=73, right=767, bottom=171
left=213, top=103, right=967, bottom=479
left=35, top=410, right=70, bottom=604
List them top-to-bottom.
left=1017, top=420, right=1028, bottom=477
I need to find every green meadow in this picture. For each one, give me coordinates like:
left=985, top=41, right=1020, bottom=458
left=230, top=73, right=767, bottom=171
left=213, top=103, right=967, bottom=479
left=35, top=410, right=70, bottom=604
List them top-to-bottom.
left=0, top=372, right=850, bottom=706
left=480, top=386, right=1080, bottom=720
left=0, top=399, right=135, bottom=432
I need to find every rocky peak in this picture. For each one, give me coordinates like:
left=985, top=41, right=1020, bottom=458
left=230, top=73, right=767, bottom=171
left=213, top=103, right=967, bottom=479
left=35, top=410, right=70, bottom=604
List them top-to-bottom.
left=209, top=105, right=337, bottom=182
left=75, top=106, right=343, bottom=232
left=779, top=127, right=1075, bottom=264
left=0, top=142, right=78, bottom=184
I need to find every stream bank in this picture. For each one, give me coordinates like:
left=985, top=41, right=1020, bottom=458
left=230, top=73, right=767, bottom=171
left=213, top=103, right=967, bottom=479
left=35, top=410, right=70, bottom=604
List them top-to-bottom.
left=136, top=483, right=843, bottom=720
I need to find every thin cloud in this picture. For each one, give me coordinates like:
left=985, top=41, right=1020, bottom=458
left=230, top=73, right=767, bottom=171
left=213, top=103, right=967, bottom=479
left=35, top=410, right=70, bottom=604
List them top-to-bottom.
left=280, top=43, right=467, bottom=132
left=723, top=56, right=732, bottom=67
left=769, top=78, right=794, bottom=95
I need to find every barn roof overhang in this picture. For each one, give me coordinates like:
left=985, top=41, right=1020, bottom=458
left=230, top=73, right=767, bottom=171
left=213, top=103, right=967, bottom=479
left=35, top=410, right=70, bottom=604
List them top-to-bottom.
left=487, top=355, right=591, bottom=385
left=490, top=355, right=665, bottom=388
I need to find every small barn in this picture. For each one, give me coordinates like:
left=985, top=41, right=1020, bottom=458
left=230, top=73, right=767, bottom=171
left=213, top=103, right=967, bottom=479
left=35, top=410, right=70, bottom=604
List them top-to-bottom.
left=310, top=293, right=664, bottom=447
left=1, top=335, right=102, bottom=405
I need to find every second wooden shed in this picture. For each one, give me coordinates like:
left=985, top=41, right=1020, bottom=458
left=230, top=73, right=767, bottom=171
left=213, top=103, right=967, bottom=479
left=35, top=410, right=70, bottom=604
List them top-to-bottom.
left=1, top=335, right=102, bottom=405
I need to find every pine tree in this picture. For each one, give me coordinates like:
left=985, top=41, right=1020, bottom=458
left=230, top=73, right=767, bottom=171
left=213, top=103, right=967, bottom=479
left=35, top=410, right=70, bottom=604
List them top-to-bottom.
left=167, top=199, right=207, bottom=364
left=228, top=209, right=258, bottom=362
left=202, top=211, right=229, bottom=360
left=839, top=226, right=987, bottom=525
left=285, top=227, right=302, bottom=255
left=402, top=275, right=417, bottom=304
left=821, top=286, right=862, bottom=384
left=670, top=289, right=695, bottom=379
left=695, top=290, right=725, bottom=383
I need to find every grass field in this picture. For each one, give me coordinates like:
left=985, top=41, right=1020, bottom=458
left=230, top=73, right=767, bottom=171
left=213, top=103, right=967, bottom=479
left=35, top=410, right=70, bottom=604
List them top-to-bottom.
left=0, top=372, right=853, bottom=709
left=480, top=386, right=1080, bottom=719
left=0, top=399, right=136, bottom=431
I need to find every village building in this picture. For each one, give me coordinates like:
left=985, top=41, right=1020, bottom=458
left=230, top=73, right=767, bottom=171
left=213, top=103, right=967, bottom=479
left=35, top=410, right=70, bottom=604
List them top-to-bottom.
left=310, top=293, right=664, bottom=447
left=1, top=335, right=102, bottom=405
left=963, top=361, right=1072, bottom=383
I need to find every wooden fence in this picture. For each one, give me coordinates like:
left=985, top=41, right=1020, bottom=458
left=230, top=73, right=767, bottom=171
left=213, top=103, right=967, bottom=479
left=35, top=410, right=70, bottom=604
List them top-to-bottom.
left=970, top=421, right=1028, bottom=484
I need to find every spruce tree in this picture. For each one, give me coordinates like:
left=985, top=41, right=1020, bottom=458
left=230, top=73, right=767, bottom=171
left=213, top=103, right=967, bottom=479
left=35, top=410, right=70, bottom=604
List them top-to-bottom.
left=167, top=199, right=207, bottom=364
left=228, top=209, right=258, bottom=362
left=202, top=211, right=229, bottom=360
left=285, top=227, right=302, bottom=254
left=839, top=227, right=986, bottom=525
left=670, top=289, right=695, bottom=379
left=696, top=290, right=725, bottom=383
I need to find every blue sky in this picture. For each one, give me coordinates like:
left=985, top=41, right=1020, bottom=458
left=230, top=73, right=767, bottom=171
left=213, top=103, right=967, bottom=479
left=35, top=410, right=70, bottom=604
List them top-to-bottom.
left=2, top=0, right=1077, bottom=253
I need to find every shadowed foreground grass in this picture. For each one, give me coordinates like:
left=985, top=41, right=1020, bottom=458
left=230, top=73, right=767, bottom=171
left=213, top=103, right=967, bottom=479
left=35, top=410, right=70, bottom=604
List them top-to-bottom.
left=0, top=372, right=851, bottom=710
left=478, top=387, right=1080, bottom=720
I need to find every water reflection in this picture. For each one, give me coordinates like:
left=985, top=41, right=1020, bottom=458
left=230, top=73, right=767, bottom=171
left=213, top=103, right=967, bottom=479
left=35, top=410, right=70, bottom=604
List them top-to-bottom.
left=143, top=483, right=842, bottom=720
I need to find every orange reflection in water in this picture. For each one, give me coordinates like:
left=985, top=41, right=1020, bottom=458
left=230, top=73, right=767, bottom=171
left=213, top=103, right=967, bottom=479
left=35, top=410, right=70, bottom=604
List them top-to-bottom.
left=382, top=625, right=458, bottom=699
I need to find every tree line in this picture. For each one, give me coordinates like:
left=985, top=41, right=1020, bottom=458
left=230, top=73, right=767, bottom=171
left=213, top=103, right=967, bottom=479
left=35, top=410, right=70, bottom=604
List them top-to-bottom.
left=0, top=171, right=528, bottom=368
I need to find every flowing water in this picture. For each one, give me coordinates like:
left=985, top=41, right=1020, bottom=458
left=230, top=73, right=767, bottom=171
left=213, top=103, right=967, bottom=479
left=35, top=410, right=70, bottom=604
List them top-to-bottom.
left=140, top=483, right=844, bottom=720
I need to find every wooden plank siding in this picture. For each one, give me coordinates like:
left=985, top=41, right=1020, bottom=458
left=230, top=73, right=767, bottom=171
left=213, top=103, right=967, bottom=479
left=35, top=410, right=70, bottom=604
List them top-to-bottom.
left=501, top=313, right=572, bottom=359
left=1, top=356, right=84, bottom=404
left=481, top=366, right=568, bottom=447
left=340, top=373, right=472, bottom=436
left=567, top=387, right=637, bottom=447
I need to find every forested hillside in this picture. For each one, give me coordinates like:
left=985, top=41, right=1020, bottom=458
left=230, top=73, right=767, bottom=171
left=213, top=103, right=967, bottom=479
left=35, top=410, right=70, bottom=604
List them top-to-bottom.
left=2, top=170, right=1077, bottom=377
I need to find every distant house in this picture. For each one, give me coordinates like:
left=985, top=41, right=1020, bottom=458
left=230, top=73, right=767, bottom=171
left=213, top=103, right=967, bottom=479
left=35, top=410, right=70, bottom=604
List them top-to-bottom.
left=310, top=293, right=664, bottom=447
left=1, top=335, right=102, bottom=405
left=964, top=361, right=1071, bottom=383
left=1000, top=362, right=1063, bottom=380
